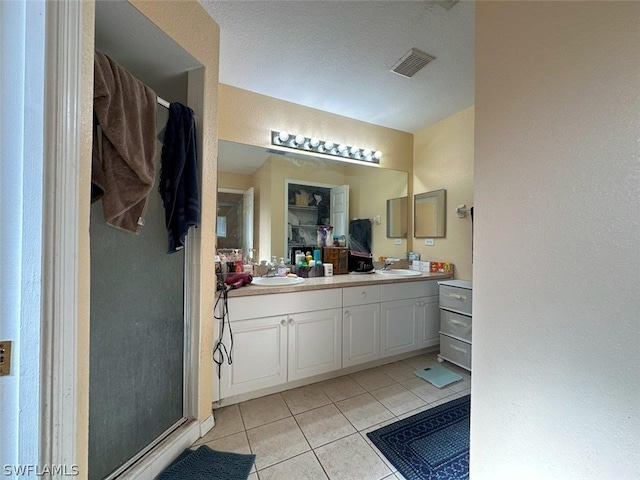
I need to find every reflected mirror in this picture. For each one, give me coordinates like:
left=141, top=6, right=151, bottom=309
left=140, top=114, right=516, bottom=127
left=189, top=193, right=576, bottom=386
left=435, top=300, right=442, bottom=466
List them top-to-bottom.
left=217, top=140, right=409, bottom=262
left=414, top=189, right=446, bottom=238
left=386, top=197, right=407, bottom=238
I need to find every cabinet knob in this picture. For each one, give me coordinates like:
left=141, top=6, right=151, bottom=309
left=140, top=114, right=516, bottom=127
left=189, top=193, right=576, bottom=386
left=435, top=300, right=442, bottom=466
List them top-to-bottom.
left=344, top=310, right=350, bottom=317
left=288, top=318, right=295, bottom=325
left=280, top=319, right=287, bottom=327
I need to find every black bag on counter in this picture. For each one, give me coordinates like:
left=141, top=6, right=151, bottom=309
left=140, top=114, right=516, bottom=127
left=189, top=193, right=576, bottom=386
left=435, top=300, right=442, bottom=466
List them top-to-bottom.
left=348, top=251, right=374, bottom=273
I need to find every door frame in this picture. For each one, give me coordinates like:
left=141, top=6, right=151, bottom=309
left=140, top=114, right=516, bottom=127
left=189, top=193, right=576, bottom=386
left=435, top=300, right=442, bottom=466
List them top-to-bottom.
left=40, top=0, right=84, bottom=469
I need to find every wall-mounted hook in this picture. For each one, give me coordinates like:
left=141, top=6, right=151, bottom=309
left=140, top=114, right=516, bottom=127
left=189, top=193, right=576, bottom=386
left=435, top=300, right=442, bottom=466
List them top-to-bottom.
left=456, top=204, right=472, bottom=218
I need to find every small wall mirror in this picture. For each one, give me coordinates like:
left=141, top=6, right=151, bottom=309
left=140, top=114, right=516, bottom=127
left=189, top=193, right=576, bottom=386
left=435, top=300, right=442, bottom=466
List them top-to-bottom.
left=414, top=189, right=446, bottom=238
left=386, top=196, right=407, bottom=238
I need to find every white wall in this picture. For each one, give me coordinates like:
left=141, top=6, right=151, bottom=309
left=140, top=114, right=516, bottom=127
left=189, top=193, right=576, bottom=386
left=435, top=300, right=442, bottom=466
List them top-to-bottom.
left=0, top=0, right=45, bottom=474
left=472, top=2, right=640, bottom=479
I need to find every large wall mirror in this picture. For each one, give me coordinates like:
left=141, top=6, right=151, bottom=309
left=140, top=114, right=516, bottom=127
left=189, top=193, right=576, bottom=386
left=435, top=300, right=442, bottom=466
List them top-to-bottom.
left=217, top=140, right=409, bottom=262
left=414, top=189, right=446, bottom=238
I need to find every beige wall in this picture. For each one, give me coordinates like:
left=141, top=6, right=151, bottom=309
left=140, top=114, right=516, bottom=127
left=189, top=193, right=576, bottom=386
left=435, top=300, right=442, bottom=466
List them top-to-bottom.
left=77, top=1, right=219, bottom=476
left=473, top=2, right=639, bottom=478
left=218, top=84, right=413, bottom=173
left=413, top=107, right=474, bottom=280
left=218, top=171, right=253, bottom=191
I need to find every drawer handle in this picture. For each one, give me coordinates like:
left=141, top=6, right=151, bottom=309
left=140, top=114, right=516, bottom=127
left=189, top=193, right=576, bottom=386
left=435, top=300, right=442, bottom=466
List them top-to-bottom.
left=448, top=293, right=467, bottom=300
left=449, top=319, right=469, bottom=327
left=450, top=344, right=468, bottom=354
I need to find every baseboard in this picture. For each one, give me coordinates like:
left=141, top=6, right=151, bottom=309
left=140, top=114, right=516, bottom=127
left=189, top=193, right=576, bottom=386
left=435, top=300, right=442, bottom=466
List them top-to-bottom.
left=199, top=413, right=215, bottom=437
left=118, top=419, right=200, bottom=480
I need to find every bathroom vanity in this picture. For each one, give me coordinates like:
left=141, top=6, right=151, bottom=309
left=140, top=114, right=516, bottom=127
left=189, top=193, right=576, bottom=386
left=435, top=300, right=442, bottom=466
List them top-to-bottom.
left=214, top=272, right=451, bottom=404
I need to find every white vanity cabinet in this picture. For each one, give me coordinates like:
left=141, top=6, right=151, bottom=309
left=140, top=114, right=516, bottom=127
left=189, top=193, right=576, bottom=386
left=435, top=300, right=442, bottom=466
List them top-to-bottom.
left=437, top=280, right=473, bottom=371
left=379, top=281, right=440, bottom=358
left=342, top=285, right=381, bottom=367
left=217, top=289, right=342, bottom=399
left=287, top=307, right=343, bottom=381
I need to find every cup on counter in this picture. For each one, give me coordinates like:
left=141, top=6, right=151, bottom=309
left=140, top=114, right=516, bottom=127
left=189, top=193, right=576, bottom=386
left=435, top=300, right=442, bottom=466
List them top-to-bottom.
left=323, top=263, right=333, bottom=276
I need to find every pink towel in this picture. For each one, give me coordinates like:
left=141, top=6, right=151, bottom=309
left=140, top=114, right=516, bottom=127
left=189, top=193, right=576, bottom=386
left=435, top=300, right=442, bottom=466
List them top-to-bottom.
left=92, top=50, right=157, bottom=233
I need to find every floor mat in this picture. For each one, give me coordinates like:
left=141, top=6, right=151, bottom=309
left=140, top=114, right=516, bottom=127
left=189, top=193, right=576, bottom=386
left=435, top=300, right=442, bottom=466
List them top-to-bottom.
left=414, top=363, right=462, bottom=388
left=367, top=395, right=470, bottom=480
left=156, top=444, right=255, bottom=480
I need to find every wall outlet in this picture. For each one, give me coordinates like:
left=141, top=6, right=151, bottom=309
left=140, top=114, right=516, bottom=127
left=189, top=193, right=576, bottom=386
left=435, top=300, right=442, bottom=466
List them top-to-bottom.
left=394, top=238, right=402, bottom=245
left=425, top=238, right=435, bottom=246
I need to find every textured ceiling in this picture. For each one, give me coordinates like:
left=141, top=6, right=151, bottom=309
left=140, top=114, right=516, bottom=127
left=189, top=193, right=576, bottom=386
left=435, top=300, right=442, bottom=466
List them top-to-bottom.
left=199, top=0, right=475, bottom=133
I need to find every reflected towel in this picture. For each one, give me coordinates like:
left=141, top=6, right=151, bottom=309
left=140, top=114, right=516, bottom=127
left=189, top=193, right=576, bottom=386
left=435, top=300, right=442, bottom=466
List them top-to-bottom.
left=349, top=219, right=372, bottom=254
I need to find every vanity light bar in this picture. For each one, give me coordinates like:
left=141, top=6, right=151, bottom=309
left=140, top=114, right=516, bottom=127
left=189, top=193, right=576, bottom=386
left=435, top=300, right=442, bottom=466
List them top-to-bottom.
left=271, top=130, right=382, bottom=164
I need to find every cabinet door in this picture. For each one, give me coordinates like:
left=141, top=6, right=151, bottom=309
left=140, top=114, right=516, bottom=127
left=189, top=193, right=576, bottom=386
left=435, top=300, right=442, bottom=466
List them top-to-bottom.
left=418, top=296, right=440, bottom=348
left=380, top=299, right=419, bottom=358
left=343, top=303, right=380, bottom=367
left=288, top=308, right=342, bottom=381
left=219, top=315, right=288, bottom=398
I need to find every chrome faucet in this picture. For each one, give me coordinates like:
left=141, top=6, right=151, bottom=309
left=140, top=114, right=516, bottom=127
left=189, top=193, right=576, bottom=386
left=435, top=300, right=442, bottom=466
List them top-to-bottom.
left=382, top=259, right=394, bottom=270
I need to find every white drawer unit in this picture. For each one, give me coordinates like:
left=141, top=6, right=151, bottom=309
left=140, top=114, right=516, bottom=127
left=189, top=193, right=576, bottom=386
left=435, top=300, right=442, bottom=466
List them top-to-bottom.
left=437, top=280, right=472, bottom=371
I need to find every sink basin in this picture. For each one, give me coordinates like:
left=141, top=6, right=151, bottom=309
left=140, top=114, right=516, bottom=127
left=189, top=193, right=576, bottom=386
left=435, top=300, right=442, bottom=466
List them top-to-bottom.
left=375, top=269, right=423, bottom=277
left=251, top=276, right=305, bottom=286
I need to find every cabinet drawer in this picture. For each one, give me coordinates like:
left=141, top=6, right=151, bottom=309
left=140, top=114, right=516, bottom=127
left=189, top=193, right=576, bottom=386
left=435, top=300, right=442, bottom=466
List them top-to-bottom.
left=380, top=280, right=438, bottom=302
left=343, top=285, right=380, bottom=306
left=439, top=285, right=472, bottom=315
left=228, top=289, right=342, bottom=320
left=440, top=309, right=472, bottom=343
left=439, top=334, right=471, bottom=371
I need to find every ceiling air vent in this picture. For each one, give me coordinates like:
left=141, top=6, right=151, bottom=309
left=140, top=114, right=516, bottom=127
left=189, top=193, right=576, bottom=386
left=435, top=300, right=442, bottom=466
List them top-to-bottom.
left=390, top=48, right=435, bottom=78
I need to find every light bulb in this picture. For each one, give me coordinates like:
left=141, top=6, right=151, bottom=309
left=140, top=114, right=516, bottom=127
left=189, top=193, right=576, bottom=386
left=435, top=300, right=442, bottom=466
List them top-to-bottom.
left=278, top=131, right=290, bottom=143
left=294, top=134, right=306, bottom=146
left=309, top=137, right=320, bottom=148
left=323, top=141, right=335, bottom=152
left=337, top=143, right=348, bottom=154
left=349, top=146, right=360, bottom=156
left=362, top=149, right=372, bottom=159
left=373, top=151, right=382, bottom=161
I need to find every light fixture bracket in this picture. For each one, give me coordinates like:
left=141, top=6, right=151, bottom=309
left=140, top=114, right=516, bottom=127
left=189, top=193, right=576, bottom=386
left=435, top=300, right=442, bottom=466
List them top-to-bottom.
left=270, top=130, right=381, bottom=164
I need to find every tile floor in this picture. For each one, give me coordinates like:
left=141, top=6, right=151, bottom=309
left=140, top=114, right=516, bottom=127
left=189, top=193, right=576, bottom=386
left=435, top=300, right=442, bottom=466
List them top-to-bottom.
left=193, top=352, right=471, bottom=480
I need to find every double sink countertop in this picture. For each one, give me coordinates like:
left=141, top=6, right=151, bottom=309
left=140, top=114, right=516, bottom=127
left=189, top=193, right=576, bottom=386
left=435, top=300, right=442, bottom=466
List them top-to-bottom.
left=226, top=270, right=453, bottom=297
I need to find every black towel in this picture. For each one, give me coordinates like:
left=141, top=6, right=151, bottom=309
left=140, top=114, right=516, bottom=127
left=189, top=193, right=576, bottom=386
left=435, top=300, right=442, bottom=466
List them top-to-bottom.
left=159, top=102, right=200, bottom=253
left=349, top=219, right=372, bottom=254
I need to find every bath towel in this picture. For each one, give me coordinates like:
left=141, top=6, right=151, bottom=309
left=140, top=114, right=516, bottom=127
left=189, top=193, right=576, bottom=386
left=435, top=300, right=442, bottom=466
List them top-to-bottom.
left=92, top=50, right=157, bottom=233
left=159, top=102, right=200, bottom=253
left=349, top=218, right=372, bottom=254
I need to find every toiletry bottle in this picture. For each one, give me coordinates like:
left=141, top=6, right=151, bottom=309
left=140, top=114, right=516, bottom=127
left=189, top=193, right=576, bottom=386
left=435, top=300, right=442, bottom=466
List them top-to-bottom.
left=278, top=258, right=287, bottom=277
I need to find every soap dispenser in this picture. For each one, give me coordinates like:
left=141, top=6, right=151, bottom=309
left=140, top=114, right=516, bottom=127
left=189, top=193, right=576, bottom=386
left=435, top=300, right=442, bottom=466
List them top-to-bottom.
left=277, top=258, right=287, bottom=277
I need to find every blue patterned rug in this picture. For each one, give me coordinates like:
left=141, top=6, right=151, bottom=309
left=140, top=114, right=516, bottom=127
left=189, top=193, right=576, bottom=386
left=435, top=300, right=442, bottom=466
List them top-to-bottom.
left=367, top=395, right=470, bottom=480
left=156, top=445, right=255, bottom=480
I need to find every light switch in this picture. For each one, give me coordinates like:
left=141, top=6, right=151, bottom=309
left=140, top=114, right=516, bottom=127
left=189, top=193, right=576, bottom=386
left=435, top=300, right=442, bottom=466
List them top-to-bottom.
left=394, top=239, right=402, bottom=245
left=425, top=239, right=435, bottom=246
